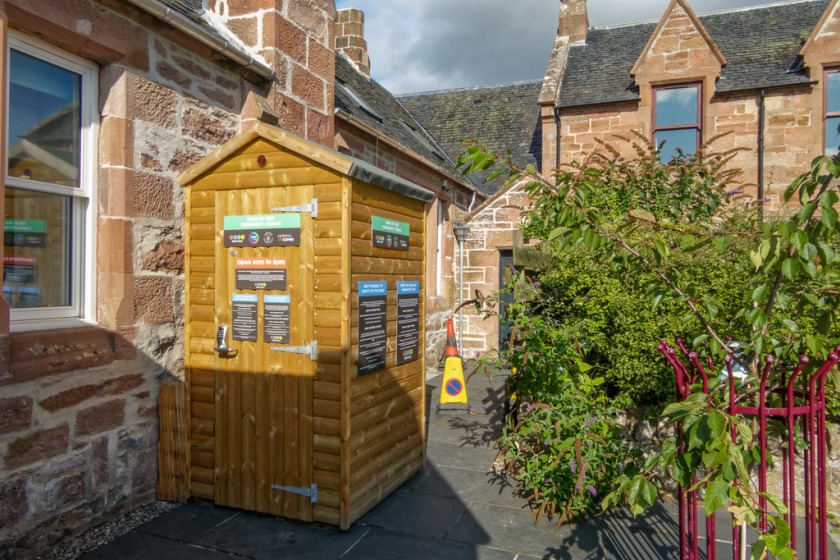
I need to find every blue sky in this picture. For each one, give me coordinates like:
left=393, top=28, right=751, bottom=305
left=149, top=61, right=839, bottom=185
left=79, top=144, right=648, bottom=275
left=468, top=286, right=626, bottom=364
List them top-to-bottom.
left=333, top=0, right=802, bottom=94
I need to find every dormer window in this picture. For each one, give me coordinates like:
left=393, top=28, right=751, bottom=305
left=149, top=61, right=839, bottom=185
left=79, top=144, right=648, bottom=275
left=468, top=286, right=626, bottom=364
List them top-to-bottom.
left=825, top=69, right=840, bottom=156
left=653, top=84, right=701, bottom=161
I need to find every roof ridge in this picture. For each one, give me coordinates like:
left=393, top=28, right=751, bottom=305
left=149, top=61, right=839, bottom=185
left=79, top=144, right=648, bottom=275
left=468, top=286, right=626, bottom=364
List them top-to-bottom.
left=592, top=0, right=824, bottom=30
left=397, top=79, right=543, bottom=98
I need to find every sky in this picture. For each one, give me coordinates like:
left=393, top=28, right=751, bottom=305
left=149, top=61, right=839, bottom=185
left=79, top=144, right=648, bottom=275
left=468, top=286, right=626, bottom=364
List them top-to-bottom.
left=333, top=0, right=802, bottom=94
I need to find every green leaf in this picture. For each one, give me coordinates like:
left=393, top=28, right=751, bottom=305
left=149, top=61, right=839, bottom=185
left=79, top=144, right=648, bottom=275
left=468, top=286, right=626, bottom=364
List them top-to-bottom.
left=781, top=258, right=799, bottom=280
left=751, top=285, right=769, bottom=303
left=707, top=410, right=726, bottom=438
left=704, top=478, right=730, bottom=514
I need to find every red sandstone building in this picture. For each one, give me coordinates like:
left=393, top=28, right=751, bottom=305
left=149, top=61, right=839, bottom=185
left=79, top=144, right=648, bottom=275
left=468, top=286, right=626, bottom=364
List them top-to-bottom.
left=4, top=0, right=840, bottom=555
left=407, top=0, right=840, bottom=356
left=0, top=1, right=477, bottom=556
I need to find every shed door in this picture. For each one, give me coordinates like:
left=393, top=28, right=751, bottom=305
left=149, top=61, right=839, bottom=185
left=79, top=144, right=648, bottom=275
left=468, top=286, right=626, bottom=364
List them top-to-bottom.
left=213, top=185, right=315, bottom=522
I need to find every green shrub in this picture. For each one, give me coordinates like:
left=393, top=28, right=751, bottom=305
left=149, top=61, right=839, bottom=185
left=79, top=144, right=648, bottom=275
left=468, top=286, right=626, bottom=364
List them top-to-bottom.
left=537, top=235, right=755, bottom=409
left=496, top=375, right=635, bottom=525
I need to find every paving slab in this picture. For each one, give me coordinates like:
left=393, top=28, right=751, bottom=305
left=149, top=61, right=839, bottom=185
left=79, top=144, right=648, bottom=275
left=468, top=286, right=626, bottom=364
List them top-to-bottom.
left=77, top=366, right=838, bottom=560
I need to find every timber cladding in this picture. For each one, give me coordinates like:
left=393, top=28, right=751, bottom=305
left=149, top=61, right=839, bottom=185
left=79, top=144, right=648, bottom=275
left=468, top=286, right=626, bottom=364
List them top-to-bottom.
left=179, top=123, right=427, bottom=530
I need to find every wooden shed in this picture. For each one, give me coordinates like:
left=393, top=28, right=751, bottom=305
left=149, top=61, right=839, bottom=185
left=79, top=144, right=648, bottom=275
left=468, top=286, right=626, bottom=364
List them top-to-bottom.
left=178, top=122, right=431, bottom=529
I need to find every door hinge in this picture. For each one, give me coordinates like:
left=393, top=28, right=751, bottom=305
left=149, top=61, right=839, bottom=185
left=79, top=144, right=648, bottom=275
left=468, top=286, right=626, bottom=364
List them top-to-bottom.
left=272, top=198, right=318, bottom=218
left=270, top=341, right=318, bottom=361
left=271, top=483, right=317, bottom=504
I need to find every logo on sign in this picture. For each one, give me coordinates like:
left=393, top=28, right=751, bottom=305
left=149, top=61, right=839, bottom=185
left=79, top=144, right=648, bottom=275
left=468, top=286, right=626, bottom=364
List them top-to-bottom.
left=248, top=232, right=259, bottom=244
left=445, top=379, right=463, bottom=396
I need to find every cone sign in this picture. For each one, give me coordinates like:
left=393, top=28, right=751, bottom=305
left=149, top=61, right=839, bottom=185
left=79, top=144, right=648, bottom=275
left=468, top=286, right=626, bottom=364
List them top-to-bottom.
left=440, top=318, right=468, bottom=404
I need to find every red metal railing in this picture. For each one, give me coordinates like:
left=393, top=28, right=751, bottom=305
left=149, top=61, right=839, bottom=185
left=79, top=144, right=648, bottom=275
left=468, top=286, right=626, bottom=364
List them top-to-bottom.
left=659, top=340, right=840, bottom=560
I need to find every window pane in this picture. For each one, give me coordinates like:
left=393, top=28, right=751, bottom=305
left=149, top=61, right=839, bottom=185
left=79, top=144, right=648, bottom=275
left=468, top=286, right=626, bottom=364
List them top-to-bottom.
left=8, top=49, right=81, bottom=188
left=828, top=72, right=840, bottom=114
left=655, top=86, right=699, bottom=127
left=826, top=116, right=840, bottom=156
left=656, top=128, right=698, bottom=161
left=4, top=187, right=72, bottom=308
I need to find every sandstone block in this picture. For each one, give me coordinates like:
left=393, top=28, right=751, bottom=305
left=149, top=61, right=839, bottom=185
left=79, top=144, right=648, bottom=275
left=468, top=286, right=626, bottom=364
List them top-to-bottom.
left=129, top=74, right=178, bottom=128
left=183, top=107, right=236, bottom=145
left=134, top=172, right=174, bottom=220
left=142, top=240, right=185, bottom=274
left=134, top=276, right=174, bottom=324
left=99, top=374, right=145, bottom=397
left=40, top=386, right=98, bottom=413
left=0, top=396, right=33, bottom=435
left=76, top=400, right=126, bottom=436
left=6, top=424, right=70, bottom=470
left=43, top=473, right=85, bottom=512
left=0, top=479, right=28, bottom=528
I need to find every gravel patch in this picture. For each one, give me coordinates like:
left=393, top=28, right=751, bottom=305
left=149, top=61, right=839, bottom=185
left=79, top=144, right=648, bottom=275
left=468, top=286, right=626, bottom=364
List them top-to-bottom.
left=37, top=501, right=181, bottom=560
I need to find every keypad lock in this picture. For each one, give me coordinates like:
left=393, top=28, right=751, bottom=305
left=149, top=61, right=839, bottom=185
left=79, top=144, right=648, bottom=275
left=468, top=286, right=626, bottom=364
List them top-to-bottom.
left=213, top=325, right=236, bottom=356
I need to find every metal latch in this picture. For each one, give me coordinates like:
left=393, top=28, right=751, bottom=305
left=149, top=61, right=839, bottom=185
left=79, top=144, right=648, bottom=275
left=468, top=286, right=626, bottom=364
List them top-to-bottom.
left=272, top=198, right=318, bottom=218
left=270, top=341, right=317, bottom=361
left=272, top=483, right=317, bottom=504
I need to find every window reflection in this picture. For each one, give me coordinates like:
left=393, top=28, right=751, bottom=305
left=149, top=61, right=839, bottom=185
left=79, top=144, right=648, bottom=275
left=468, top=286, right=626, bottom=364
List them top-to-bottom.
left=8, top=49, right=81, bottom=188
left=826, top=72, right=840, bottom=156
left=654, top=85, right=700, bottom=160
left=655, top=87, right=699, bottom=127
left=3, top=187, right=72, bottom=308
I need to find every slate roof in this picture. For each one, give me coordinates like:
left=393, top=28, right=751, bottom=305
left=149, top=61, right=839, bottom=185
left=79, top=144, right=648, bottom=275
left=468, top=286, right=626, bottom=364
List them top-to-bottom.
left=159, top=0, right=209, bottom=29
left=559, top=0, right=829, bottom=108
left=334, top=55, right=462, bottom=183
left=399, top=81, right=543, bottom=196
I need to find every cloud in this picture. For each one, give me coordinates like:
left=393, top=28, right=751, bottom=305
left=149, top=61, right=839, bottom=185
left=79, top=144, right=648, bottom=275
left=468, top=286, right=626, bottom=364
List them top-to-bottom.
left=335, top=0, right=785, bottom=94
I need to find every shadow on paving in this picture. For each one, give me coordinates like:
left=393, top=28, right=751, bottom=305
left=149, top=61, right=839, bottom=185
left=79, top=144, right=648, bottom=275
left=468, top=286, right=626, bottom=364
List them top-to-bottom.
left=83, top=366, right=801, bottom=559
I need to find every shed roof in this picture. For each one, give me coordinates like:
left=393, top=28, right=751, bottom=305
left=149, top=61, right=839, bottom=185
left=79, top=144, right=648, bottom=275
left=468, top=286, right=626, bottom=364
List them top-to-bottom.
left=559, top=0, right=828, bottom=108
left=399, top=81, right=543, bottom=196
left=178, top=122, right=435, bottom=202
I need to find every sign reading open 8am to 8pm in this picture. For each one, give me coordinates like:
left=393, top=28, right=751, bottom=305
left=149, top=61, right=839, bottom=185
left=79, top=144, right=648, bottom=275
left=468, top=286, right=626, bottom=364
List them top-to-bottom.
left=223, top=214, right=301, bottom=247
left=371, top=216, right=409, bottom=251
left=235, top=258, right=286, bottom=290
left=358, top=281, right=387, bottom=375
left=396, top=281, right=420, bottom=365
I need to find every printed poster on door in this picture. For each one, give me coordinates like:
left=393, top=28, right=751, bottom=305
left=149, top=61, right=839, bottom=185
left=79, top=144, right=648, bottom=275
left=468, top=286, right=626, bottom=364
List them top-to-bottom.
left=223, top=214, right=301, bottom=247
left=371, top=216, right=409, bottom=251
left=235, top=257, right=287, bottom=290
left=358, top=281, right=387, bottom=374
left=396, top=281, right=420, bottom=365
left=231, top=293, right=258, bottom=341
left=264, top=295, right=291, bottom=344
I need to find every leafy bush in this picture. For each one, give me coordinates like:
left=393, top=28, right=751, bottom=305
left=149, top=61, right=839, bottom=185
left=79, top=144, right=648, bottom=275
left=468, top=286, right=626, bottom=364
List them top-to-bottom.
left=537, top=235, right=755, bottom=409
left=496, top=375, right=634, bottom=525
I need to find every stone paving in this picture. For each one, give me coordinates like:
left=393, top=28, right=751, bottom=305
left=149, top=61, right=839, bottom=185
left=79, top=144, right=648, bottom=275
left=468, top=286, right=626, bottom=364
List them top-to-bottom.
left=79, top=368, right=839, bottom=560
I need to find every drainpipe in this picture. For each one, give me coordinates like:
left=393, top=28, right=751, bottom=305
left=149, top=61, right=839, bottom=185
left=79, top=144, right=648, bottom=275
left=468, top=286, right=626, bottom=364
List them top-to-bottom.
left=125, top=0, right=275, bottom=81
left=758, top=89, right=766, bottom=222
left=554, top=106, right=562, bottom=172
left=452, top=222, right=470, bottom=353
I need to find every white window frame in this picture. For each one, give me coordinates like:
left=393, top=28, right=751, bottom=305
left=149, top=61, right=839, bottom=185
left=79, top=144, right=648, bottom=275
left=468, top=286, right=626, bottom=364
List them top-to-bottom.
left=6, top=32, right=98, bottom=329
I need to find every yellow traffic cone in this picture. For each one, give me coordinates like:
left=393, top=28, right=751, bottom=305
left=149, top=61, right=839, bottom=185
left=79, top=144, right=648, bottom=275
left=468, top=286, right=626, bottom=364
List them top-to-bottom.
left=439, top=318, right=468, bottom=405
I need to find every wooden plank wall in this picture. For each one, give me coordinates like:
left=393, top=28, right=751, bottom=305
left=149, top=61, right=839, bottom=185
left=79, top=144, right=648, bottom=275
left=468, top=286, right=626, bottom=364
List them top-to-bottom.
left=310, top=178, right=350, bottom=527
left=344, top=181, right=427, bottom=527
left=185, top=185, right=217, bottom=500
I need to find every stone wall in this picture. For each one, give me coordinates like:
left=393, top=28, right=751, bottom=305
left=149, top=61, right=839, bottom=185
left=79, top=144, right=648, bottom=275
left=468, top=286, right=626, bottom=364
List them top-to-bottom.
left=0, top=0, right=336, bottom=556
left=457, top=181, right=532, bottom=357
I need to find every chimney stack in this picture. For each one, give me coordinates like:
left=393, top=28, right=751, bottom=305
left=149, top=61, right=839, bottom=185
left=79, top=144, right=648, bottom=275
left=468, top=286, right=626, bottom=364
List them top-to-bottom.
left=559, top=0, right=589, bottom=43
left=336, top=8, right=370, bottom=77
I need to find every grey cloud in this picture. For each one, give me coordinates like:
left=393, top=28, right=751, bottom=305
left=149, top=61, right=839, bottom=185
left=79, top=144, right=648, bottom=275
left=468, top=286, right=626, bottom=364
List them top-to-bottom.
left=335, top=0, right=792, bottom=94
